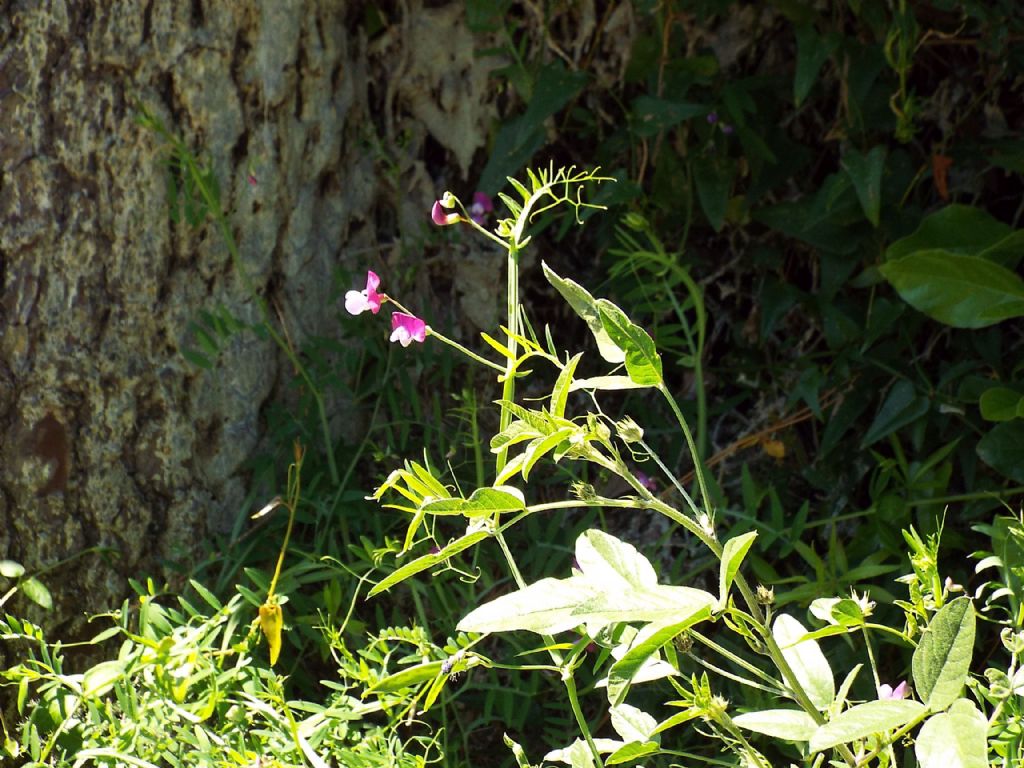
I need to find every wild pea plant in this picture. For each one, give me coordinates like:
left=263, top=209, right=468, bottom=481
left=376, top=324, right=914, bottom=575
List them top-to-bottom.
left=350, top=165, right=1003, bottom=767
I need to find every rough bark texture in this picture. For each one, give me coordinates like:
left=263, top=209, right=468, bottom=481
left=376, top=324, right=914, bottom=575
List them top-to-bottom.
left=0, top=0, right=496, bottom=658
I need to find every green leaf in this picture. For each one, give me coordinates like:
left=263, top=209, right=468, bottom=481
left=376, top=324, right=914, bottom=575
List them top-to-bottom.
left=794, top=26, right=838, bottom=107
left=478, top=63, right=588, bottom=193
left=631, top=96, right=706, bottom=138
left=842, top=146, right=886, bottom=227
left=691, top=154, right=732, bottom=232
left=885, top=204, right=1024, bottom=269
left=879, top=250, right=1024, bottom=328
left=542, top=262, right=625, bottom=364
left=596, top=300, right=663, bottom=387
left=180, top=346, right=213, bottom=369
left=551, top=353, right=583, bottom=419
left=569, top=375, right=649, bottom=392
left=860, top=379, right=929, bottom=449
left=979, top=387, right=1024, bottom=422
left=491, top=420, right=544, bottom=452
left=977, top=421, right=1024, bottom=482
left=520, top=428, right=575, bottom=481
left=420, top=486, right=527, bottom=517
left=576, top=529, right=656, bottom=590
left=368, top=530, right=490, bottom=597
left=458, top=530, right=715, bottom=634
left=719, top=531, right=758, bottom=608
left=0, top=560, right=25, bottom=579
left=457, top=576, right=596, bottom=634
left=20, top=578, right=52, bottom=611
left=188, top=579, right=222, bottom=611
left=912, top=596, right=975, bottom=712
left=607, top=614, right=710, bottom=706
left=773, top=614, right=835, bottom=711
left=82, top=659, right=129, bottom=697
left=369, top=659, right=444, bottom=694
left=809, top=699, right=925, bottom=752
left=915, top=699, right=988, bottom=768
left=610, top=703, right=659, bottom=743
left=732, top=709, right=819, bottom=742
left=503, top=734, right=534, bottom=768
left=544, top=738, right=599, bottom=768
left=606, top=741, right=659, bottom=765
left=74, top=749, right=162, bottom=768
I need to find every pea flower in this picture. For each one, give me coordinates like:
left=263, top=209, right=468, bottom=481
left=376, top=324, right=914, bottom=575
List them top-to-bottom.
left=431, top=191, right=461, bottom=226
left=469, top=192, right=493, bottom=225
left=345, top=270, right=383, bottom=315
left=390, top=312, right=427, bottom=347
left=635, top=470, right=657, bottom=492
left=878, top=681, right=909, bottom=700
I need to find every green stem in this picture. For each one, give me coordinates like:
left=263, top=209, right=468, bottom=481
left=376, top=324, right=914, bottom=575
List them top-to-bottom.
left=496, top=243, right=520, bottom=474
left=427, top=329, right=506, bottom=373
left=658, top=383, right=713, bottom=521
left=268, top=449, right=302, bottom=600
left=639, top=495, right=856, bottom=761
left=493, top=529, right=603, bottom=768
left=689, top=629, right=787, bottom=690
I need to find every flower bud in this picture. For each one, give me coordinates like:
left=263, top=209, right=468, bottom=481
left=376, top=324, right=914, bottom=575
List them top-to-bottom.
left=623, top=212, right=648, bottom=231
left=615, top=417, right=644, bottom=443
left=571, top=482, right=597, bottom=502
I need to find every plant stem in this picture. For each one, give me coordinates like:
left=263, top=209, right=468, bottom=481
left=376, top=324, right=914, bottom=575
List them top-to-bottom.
left=495, top=242, right=520, bottom=475
left=426, top=329, right=507, bottom=373
left=658, top=383, right=713, bottom=520
left=493, top=527, right=603, bottom=768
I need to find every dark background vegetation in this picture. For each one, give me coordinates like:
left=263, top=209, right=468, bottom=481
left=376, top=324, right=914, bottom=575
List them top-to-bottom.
left=4, top=1, right=1024, bottom=766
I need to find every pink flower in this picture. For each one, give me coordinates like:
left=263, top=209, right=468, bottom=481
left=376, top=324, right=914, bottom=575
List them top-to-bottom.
left=469, top=192, right=493, bottom=225
left=431, top=198, right=461, bottom=226
left=345, top=271, right=383, bottom=315
left=390, top=312, right=427, bottom=347
left=635, top=471, right=657, bottom=492
left=878, top=681, right=909, bottom=700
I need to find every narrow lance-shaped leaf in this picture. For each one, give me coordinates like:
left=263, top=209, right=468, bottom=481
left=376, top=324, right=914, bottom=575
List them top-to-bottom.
left=550, top=353, right=583, bottom=419
left=521, top=427, right=575, bottom=481
left=420, top=486, right=527, bottom=517
left=369, top=530, right=491, bottom=597
left=719, top=531, right=757, bottom=608
left=607, top=612, right=711, bottom=706
left=369, top=659, right=445, bottom=694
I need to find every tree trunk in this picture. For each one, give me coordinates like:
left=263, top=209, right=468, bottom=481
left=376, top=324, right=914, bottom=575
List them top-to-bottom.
left=0, top=0, right=494, bottom=657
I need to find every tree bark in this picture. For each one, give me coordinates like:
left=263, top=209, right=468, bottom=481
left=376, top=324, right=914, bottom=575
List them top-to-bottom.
left=0, top=0, right=495, bottom=657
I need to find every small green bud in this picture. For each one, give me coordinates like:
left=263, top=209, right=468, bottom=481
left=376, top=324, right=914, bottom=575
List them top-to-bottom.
left=623, top=212, right=648, bottom=231
left=587, top=414, right=611, bottom=442
left=615, top=416, right=644, bottom=444
left=571, top=482, right=597, bottom=502
left=756, top=584, right=775, bottom=606
left=1001, top=627, right=1024, bottom=655
left=672, top=632, right=693, bottom=654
